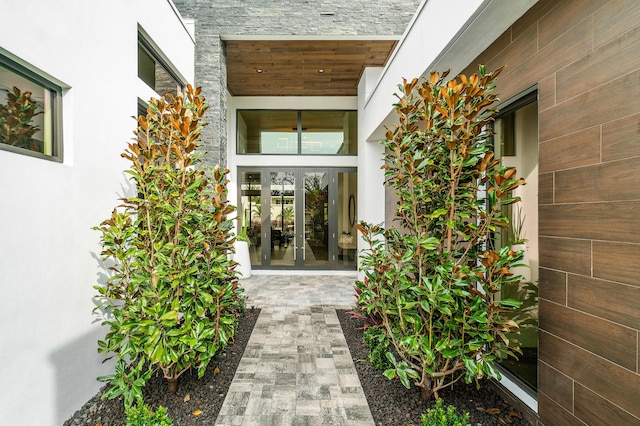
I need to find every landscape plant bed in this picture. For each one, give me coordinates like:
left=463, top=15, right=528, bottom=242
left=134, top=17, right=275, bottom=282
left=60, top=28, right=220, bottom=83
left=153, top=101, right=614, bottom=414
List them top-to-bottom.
left=67, top=306, right=529, bottom=425
left=65, top=308, right=260, bottom=426
left=337, top=309, right=531, bottom=426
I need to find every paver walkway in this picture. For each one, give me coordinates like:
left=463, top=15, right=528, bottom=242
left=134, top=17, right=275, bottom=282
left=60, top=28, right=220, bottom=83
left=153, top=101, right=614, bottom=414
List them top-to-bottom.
left=215, top=274, right=375, bottom=426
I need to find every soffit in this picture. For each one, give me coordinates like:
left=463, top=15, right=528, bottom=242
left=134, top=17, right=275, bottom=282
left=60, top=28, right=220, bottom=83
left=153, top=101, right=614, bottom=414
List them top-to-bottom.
left=225, top=39, right=398, bottom=96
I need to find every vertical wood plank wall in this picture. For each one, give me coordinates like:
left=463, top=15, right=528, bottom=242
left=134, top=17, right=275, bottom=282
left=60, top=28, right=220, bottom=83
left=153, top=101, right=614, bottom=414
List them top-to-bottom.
left=462, top=0, right=640, bottom=424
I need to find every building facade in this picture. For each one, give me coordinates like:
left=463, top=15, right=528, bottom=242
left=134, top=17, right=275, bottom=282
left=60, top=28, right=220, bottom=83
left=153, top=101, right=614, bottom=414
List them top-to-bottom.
left=1, top=0, right=639, bottom=424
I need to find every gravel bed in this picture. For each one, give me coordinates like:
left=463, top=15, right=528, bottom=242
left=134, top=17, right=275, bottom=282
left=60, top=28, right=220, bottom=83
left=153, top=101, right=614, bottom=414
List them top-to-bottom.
left=66, top=306, right=530, bottom=426
left=64, top=308, right=260, bottom=426
left=337, top=309, right=531, bottom=426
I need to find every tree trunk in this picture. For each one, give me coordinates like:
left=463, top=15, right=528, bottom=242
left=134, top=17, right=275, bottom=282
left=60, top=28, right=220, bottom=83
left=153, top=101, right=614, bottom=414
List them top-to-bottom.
left=167, top=377, right=178, bottom=394
left=421, top=385, right=436, bottom=401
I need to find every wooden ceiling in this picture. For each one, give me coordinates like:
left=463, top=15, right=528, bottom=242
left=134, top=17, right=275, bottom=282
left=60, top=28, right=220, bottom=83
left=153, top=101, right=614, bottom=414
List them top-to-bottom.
left=225, top=39, right=398, bottom=96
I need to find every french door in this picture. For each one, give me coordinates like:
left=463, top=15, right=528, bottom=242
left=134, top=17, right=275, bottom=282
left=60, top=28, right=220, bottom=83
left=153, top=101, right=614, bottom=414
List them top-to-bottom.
left=238, top=167, right=357, bottom=270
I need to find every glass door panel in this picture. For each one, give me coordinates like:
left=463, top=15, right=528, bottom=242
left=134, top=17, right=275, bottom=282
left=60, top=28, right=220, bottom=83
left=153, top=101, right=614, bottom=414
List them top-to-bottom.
left=238, top=167, right=357, bottom=270
left=239, top=171, right=262, bottom=267
left=270, top=171, right=296, bottom=266
left=303, top=171, right=329, bottom=266
left=338, top=172, right=357, bottom=267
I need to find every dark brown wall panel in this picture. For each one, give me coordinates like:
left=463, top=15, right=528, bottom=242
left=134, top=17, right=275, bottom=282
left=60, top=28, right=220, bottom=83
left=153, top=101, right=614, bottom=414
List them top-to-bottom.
left=511, top=0, right=556, bottom=41
left=537, top=0, right=605, bottom=49
left=462, top=1, right=640, bottom=422
left=594, top=1, right=640, bottom=48
left=492, top=17, right=593, bottom=105
left=488, top=24, right=537, bottom=71
left=556, top=24, right=640, bottom=103
left=466, top=30, right=511, bottom=73
left=539, top=69, right=640, bottom=142
left=538, top=74, right=555, bottom=112
left=602, top=112, right=640, bottom=162
left=538, top=126, right=600, bottom=174
left=555, top=157, right=640, bottom=203
left=539, top=172, right=554, bottom=206
left=539, top=202, right=640, bottom=243
left=538, top=236, right=590, bottom=275
left=593, top=241, right=640, bottom=287
left=539, top=267, right=567, bottom=305
left=568, top=274, right=640, bottom=330
left=539, top=300, right=637, bottom=370
left=539, top=331, right=640, bottom=418
left=538, top=361, right=574, bottom=411
left=574, top=383, right=640, bottom=425
left=538, top=393, right=585, bottom=426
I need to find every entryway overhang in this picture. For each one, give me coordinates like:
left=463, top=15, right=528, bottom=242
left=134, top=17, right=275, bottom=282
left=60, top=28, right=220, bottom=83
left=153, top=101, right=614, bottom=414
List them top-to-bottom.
left=222, top=35, right=401, bottom=97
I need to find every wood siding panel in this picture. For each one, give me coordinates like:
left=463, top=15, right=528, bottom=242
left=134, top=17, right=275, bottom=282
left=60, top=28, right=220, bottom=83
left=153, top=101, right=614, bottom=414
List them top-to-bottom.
left=511, top=0, right=556, bottom=41
left=537, top=0, right=605, bottom=49
left=594, top=0, right=640, bottom=48
left=491, top=17, right=593, bottom=105
left=557, top=24, right=640, bottom=103
left=485, top=25, right=537, bottom=81
left=465, top=29, right=511, bottom=74
left=539, top=69, right=640, bottom=142
left=538, top=74, right=555, bottom=112
left=602, top=112, right=640, bottom=162
left=538, top=126, right=600, bottom=174
left=555, top=157, right=640, bottom=203
left=539, top=172, right=554, bottom=205
left=539, top=202, right=640, bottom=243
left=539, top=237, right=590, bottom=275
left=593, top=241, right=640, bottom=287
left=539, top=267, right=567, bottom=305
left=568, top=274, right=640, bottom=329
left=539, top=300, right=637, bottom=370
left=539, top=331, right=640, bottom=418
left=538, top=361, right=574, bottom=411
left=574, top=383, right=640, bottom=425
left=538, top=393, right=585, bottom=426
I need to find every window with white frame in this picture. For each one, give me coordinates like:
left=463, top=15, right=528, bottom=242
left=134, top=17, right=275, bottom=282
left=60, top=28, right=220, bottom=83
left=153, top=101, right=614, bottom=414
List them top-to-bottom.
left=0, top=50, right=63, bottom=161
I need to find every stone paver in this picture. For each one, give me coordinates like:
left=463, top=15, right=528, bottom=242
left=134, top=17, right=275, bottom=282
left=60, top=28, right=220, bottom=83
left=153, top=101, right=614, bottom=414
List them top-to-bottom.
left=215, top=274, right=374, bottom=426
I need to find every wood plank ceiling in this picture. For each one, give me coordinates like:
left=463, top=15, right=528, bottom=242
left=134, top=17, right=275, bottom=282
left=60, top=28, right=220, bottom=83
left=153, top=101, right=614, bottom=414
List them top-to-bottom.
left=225, top=39, right=398, bottom=96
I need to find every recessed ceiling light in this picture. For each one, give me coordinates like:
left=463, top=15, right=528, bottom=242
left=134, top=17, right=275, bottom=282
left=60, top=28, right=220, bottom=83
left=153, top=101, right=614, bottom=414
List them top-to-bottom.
left=256, top=69, right=263, bottom=73
left=318, top=69, right=325, bottom=73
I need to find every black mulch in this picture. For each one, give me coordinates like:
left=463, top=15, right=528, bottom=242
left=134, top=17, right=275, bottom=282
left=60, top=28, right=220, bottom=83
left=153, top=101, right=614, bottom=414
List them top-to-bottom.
left=65, top=306, right=531, bottom=426
left=64, top=308, right=260, bottom=426
left=336, top=309, right=532, bottom=426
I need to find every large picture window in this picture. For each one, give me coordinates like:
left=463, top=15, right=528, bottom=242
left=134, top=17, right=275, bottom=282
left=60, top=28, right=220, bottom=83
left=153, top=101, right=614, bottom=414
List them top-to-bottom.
left=0, top=51, right=63, bottom=161
left=237, top=110, right=357, bottom=155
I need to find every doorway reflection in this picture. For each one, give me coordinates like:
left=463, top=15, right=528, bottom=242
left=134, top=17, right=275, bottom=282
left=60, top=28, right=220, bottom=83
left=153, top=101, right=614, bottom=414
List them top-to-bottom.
left=270, top=171, right=296, bottom=266
left=303, top=171, right=329, bottom=266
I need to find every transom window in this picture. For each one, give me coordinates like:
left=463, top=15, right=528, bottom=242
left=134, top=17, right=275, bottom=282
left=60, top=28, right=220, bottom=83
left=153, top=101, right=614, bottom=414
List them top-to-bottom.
left=0, top=50, right=63, bottom=161
left=237, top=110, right=357, bottom=155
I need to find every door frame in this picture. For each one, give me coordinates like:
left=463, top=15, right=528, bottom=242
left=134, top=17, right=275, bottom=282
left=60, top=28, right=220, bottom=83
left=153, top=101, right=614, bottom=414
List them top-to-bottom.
left=238, top=166, right=356, bottom=270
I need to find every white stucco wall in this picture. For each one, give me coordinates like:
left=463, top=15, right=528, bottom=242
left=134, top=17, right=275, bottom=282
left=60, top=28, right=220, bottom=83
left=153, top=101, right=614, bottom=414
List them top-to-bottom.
left=361, top=0, right=538, bottom=142
left=0, top=1, right=194, bottom=424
